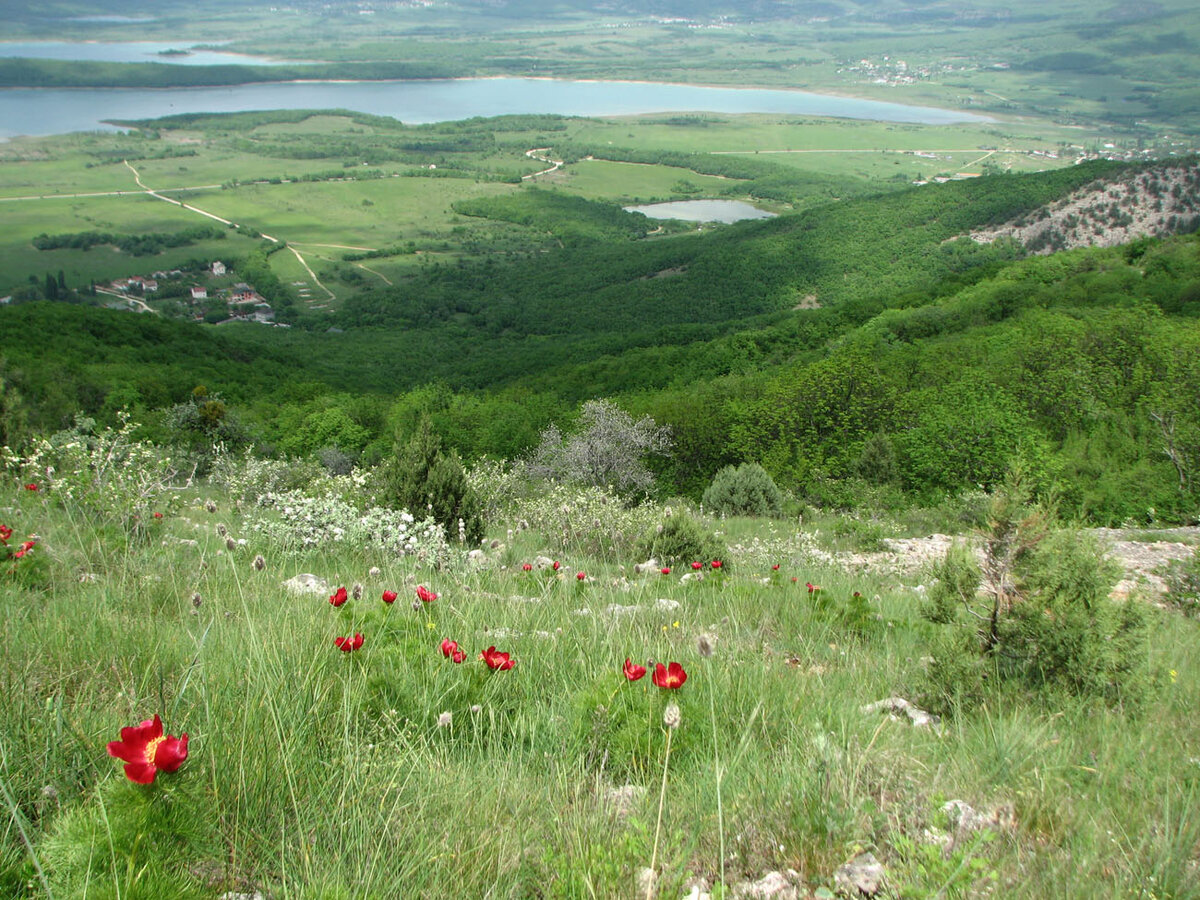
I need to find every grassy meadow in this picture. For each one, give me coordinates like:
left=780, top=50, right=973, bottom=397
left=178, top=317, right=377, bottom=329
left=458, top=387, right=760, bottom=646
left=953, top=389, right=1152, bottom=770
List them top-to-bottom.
left=1, top=434, right=1198, bottom=899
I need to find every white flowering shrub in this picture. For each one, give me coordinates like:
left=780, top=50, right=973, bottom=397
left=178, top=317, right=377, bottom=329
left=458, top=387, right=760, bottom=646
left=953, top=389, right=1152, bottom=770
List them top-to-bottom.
left=3, top=413, right=182, bottom=531
left=208, top=449, right=323, bottom=505
left=465, top=456, right=525, bottom=521
left=511, top=483, right=661, bottom=555
left=244, top=489, right=450, bottom=564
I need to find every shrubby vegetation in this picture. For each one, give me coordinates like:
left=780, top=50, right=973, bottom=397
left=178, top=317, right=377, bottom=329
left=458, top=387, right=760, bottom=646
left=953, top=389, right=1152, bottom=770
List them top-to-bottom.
left=32, top=225, right=225, bottom=256
left=701, top=463, right=785, bottom=518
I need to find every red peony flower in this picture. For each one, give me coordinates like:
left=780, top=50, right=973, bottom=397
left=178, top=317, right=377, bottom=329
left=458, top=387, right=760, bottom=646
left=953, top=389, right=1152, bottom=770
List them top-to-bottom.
left=24, top=483, right=38, bottom=492
left=153, top=512, right=163, bottom=520
left=0, top=525, right=10, bottom=543
left=13, top=540, right=34, bottom=559
left=711, top=560, right=723, bottom=569
left=552, top=561, right=560, bottom=571
left=691, top=561, right=702, bottom=570
left=522, top=563, right=533, bottom=571
left=772, top=564, right=780, bottom=571
left=661, top=566, right=671, bottom=575
left=576, top=571, right=586, bottom=581
left=807, top=582, right=820, bottom=595
left=416, top=585, right=438, bottom=603
left=329, top=586, right=348, bottom=607
left=382, top=590, right=398, bottom=604
left=334, top=633, right=364, bottom=652
left=441, top=638, right=458, bottom=658
left=480, top=646, right=515, bottom=670
left=452, top=649, right=466, bottom=664
left=623, top=657, right=647, bottom=681
left=652, top=661, right=688, bottom=689
left=106, top=714, right=189, bottom=784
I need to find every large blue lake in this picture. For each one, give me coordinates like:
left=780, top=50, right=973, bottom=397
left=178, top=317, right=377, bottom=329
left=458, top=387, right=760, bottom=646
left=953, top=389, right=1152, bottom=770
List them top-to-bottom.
left=0, top=71, right=989, bottom=139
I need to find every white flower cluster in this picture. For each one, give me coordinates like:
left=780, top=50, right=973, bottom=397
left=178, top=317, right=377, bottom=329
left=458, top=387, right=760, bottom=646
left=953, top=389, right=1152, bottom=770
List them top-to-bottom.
left=245, top=488, right=449, bottom=563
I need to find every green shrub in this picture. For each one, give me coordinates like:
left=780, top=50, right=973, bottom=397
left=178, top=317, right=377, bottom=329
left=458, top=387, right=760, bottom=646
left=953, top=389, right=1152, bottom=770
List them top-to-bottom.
left=378, top=417, right=484, bottom=545
left=701, top=463, right=785, bottom=518
left=920, top=472, right=1153, bottom=712
left=635, top=512, right=726, bottom=568
left=1003, top=530, right=1152, bottom=706
left=922, top=542, right=982, bottom=625
left=1162, top=552, right=1200, bottom=617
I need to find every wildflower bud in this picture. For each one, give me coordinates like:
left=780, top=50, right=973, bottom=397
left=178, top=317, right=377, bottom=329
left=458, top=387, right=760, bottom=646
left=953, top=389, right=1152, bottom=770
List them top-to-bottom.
left=205, top=500, right=217, bottom=513
left=216, top=523, right=227, bottom=537
left=225, top=537, right=236, bottom=552
left=253, top=554, right=265, bottom=571
left=369, top=566, right=382, bottom=578
left=352, top=582, right=363, bottom=600
left=192, top=592, right=202, bottom=608
left=412, top=601, right=422, bottom=611
left=698, top=633, right=715, bottom=658
left=663, top=703, right=682, bottom=730
left=470, top=704, right=482, bottom=714
left=438, top=711, right=452, bottom=728
left=41, top=784, right=58, bottom=801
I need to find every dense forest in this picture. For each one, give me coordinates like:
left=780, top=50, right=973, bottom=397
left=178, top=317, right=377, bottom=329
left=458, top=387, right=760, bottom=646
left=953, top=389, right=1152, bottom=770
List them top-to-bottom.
left=2, top=157, right=1198, bottom=525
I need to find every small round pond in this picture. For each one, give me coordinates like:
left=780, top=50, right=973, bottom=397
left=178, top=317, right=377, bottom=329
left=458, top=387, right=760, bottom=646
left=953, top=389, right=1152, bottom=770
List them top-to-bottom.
left=624, top=199, right=777, bottom=224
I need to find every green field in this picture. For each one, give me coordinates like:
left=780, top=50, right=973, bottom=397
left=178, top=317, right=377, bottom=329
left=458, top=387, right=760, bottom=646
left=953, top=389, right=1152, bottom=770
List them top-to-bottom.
left=0, top=109, right=1108, bottom=306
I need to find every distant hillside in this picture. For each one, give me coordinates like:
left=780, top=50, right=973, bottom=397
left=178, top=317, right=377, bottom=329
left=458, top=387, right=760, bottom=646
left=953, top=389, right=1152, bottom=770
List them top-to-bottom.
left=971, top=159, right=1200, bottom=253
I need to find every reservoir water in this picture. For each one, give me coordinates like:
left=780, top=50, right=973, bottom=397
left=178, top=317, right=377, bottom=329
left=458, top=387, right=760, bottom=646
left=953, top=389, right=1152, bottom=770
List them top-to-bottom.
left=0, top=41, right=297, bottom=67
left=0, top=72, right=990, bottom=139
left=625, top=200, right=777, bottom=224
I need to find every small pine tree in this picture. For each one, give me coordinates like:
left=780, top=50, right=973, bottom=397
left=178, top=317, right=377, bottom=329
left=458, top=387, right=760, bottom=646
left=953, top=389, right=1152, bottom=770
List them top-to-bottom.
left=380, top=417, right=485, bottom=545
left=701, top=463, right=785, bottom=518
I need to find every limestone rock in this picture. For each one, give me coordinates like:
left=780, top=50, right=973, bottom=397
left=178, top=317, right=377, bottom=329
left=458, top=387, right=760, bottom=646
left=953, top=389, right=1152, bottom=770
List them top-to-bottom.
left=282, top=573, right=330, bottom=596
left=833, top=852, right=884, bottom=896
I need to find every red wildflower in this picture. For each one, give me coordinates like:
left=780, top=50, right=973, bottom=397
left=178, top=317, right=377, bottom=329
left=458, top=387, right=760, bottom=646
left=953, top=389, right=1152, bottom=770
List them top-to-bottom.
left=23, top=483, right=38, bottom=492
left=153, top=512, right=163, bottom=519
left=0, top=525, right=10, bottom=543
left=13, top=540, right=34, bottom=559
left=711, top=560, right=723, bottom=570
left=552, top=561, right=560, bottom=571
left=691, top=561, right=702, bottom=570
left=522, top=563, right=533, bottom=571
left=772, top=564, right=780, bottom=571
left=661, top=566, right=671, bottom=575
left=576, top=571, right=586, bottom=582
left=807, top=582, right=820, bottom=595
left=416, top=585, right=438, bottom=603
left=329, top=586, right=348, bottom=607
left=382, top=590, right=398, bottom=604
left=336, top=628, right=362, bottom=652
left=334, top=633, right=364, bottom=652
left=441, top=638, right=458, bottom=658
left=480, top=646, right=515, bottom=670
left=452, top=649, right=466, bottom=664
left=623, top=657, right=647, bottom=681
left=652, top=661, right=687, bottom=689
left=106, top=714, right=188, bottom=785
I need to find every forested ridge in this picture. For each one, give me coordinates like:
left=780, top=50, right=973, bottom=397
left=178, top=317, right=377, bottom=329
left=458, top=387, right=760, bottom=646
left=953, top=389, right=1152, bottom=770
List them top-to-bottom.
left=2, top=160, right=1198, bottom=523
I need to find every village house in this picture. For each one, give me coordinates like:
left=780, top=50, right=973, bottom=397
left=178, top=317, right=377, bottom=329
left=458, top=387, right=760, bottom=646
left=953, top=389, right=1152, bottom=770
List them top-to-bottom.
left=211, top=261, right=227, bottom=276
left=127, top=276, right=158, bottom=292
left=190, top=286, right=208, bottom=300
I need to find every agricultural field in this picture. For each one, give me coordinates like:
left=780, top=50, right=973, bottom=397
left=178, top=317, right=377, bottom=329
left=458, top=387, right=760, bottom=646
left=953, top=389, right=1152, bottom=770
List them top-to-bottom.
left=0, top=109, right=1107, bottom=309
